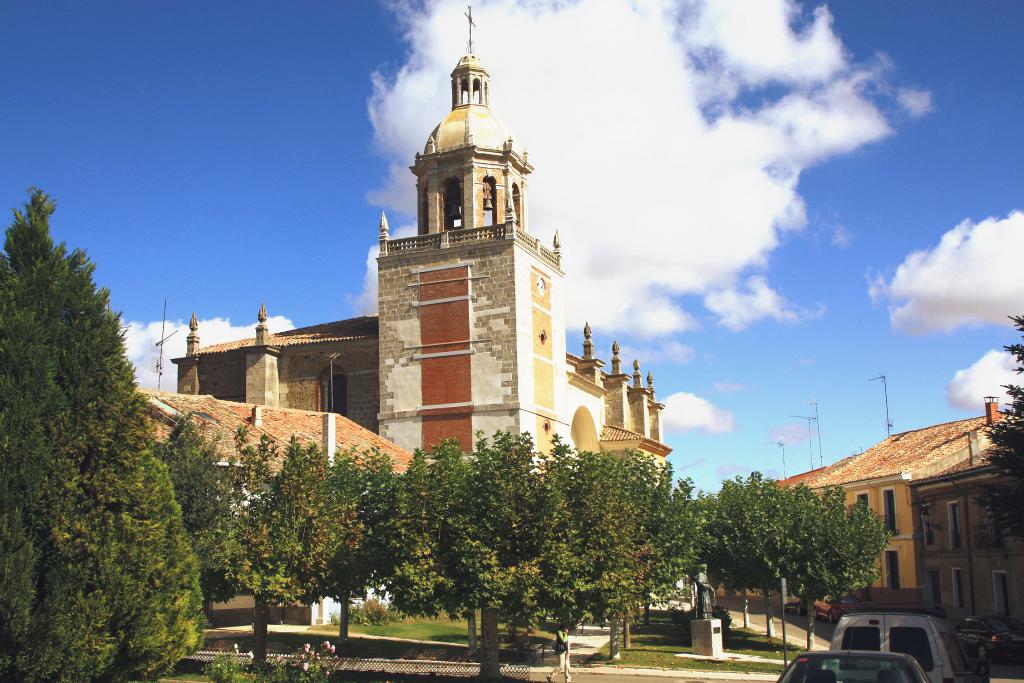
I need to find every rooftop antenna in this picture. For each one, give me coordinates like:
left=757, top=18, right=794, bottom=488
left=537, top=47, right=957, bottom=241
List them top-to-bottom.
left=464, top=5, right=476, bottom=54
left=153, top=298, right=179, bottom=391
left=869, top=373, right=892, bottom=437
left=810, top=399, right=823, bottom=467
left=789, top=414, right=817, bottom=469
left=776, top=441, right=787, bottom=479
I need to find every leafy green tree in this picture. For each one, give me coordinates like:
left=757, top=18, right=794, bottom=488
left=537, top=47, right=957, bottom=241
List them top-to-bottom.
left=0, top=189, right=203, bottom=681
left=980, top=315, right=1024, bottom=539
left=153, top=416, right=235, bottom=602
left=218, top=435, right=354, bottom=666
left=324, top=447, right=402, bottom=640
left=705, top=473, right=790, bottom=637
left=784, top=486, right=889, bottom=649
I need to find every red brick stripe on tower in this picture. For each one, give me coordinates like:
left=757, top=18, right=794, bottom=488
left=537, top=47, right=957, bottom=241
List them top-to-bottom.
left=418, top=266, right=473, bottom=451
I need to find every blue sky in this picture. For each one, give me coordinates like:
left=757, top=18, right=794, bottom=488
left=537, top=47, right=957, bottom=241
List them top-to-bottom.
left=3, top=1, right=1022, bottom=491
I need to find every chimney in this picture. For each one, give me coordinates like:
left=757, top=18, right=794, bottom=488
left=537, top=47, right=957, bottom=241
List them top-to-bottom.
left=984, top=396, right=1002, bottom=425
left=251, top=405, right=263, bottom=428
left=322, top=413, right=337, bottom=464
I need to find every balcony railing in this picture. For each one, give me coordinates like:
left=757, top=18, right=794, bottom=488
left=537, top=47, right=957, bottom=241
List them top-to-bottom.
left=382, top=224, right=561, bottom=270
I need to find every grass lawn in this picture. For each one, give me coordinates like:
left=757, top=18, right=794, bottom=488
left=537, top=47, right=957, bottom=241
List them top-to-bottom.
left=586, top=611, right=786, bottom=674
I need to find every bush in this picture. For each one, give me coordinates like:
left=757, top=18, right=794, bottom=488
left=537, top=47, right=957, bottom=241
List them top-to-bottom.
left=349, top=598, right=395, bottom=625
left=204, top=649, right=249, bottom=683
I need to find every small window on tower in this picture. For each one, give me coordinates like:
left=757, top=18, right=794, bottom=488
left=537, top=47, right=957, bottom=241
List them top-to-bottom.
left=472, top=78, right=481, bottom=104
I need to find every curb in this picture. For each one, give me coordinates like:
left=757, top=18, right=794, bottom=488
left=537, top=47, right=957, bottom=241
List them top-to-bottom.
left=528, top=665, right=779, bottom=680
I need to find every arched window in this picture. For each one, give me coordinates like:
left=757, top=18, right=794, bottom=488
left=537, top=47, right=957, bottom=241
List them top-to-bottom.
left=460, top=78, right=470, bottom=105
left=472, top=78, right=481, bottom=104
left=482, top=176, right=497, bottom=226
left=443, top=178, right=463, bottom=230
left=512, top=183, right=522, bottom=226
left=320, top=371, right=348, bottom=416
left=570, top=407, right=600, bottom=453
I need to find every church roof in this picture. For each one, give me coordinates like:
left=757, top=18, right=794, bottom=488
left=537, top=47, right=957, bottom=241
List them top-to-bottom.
left=427, top=105, right=516, bottom=153
left=195, top=316, right=379, bottom=355
left=141, top=388, right=411, bottom=472
left=781, top=416, right=988, bottom=489
left=600, top=425, right=672, bottom=457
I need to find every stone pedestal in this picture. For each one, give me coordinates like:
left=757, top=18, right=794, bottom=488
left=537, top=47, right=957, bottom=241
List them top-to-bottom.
left=691, top=618, right=723, bottom=658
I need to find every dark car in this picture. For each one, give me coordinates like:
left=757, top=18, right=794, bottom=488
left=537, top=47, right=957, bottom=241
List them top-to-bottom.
left=816, top=595, right=864, bottom=623
left=955, top=616, right=1024, bottom=661
left=776, top=650, right=930, bottom=683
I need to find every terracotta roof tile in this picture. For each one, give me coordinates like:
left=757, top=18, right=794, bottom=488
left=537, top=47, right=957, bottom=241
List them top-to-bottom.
left=195, top=316, right=379, bottom=355
left=141, top=388, right=410, bottom=471
left=788, top=416, right=988, bottom=488
left=601, top=425, right=643, bottom=442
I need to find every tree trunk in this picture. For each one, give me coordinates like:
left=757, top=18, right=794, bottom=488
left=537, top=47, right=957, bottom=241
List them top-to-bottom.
left=743, top=590, right=750, bottom=628
left=763, top=591, right=775, bottom=639
left=338, top=593, right=350, bottom=642
left=805, top=598, right=815, bottom=651
left=253, top=600, right=270, bottom=666
left=644, top=602, right=650, bottom=626
left=480, top=607, right=501, bottom=680
left=467, top=610, right=478, bottom=653
left=623, top=612, right=631, bottom=650
left=609, top=618, right=620, bottom=660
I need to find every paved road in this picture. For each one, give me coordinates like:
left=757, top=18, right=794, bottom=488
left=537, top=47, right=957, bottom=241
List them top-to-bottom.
left=718, top=594, right=835, bottom=651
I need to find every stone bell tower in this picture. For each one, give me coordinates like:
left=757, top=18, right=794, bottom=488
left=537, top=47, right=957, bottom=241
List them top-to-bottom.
left=377, top=53, right=566, bottom=454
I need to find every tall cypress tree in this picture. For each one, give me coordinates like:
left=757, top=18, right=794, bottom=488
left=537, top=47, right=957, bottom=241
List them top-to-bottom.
left=0, top=189, right=203, bottom=682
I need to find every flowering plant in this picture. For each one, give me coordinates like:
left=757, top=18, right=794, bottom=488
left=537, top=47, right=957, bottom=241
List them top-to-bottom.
left=257, top=641, right=336, bottom=683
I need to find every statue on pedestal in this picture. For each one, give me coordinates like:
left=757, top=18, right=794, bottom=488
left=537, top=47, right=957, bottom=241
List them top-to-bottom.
left=693, top=564, right=715, bottom=620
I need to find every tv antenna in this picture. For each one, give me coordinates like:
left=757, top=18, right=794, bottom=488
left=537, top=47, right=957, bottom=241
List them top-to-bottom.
left=153, top=298, right=179, bottom=391
left=869, top=373, right=893, bottom=437
left=810, top=399, right=823, bottom=467
left=789, top=414, right=818, bottom=469
left=776, top=441, right=787, bottom=479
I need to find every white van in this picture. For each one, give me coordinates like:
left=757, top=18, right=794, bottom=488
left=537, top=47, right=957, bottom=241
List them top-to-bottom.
left=830, top=610, right=984, bottom=683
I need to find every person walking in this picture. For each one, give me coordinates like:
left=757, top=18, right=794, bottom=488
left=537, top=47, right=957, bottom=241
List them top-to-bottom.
left=548, top=624, right=571, bottom=683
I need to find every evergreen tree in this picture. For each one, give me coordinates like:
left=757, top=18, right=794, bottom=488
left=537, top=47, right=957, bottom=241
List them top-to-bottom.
left=0, top=189, right=203, bottom=681
left=979, top=315, right=1024, bottom=539
left=153, top=416, right=235, bottom=602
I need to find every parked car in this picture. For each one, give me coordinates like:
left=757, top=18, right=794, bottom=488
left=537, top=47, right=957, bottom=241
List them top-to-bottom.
left=816, top=595, right=864, bottom=623
left=786, top=597, right=808, bottom=615
left=830, top=609, right=985, bottom=683
left=955, top=616, right=1024, bottom=661
left=776, top=650, right=930, bottom=683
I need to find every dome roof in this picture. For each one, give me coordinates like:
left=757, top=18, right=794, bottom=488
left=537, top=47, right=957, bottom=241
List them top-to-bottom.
left=425, top=105, right=516, bottom=154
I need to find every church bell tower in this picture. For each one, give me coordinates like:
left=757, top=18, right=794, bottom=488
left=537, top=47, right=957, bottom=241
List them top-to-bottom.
left=376, top=53, right=566, bottom=453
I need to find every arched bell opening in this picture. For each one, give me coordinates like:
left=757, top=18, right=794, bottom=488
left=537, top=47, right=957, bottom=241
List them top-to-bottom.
left=460, top=78, right=470, bottom=105
left=472, top=78, right=482, bottom=104
left=482, top=176, right=497, bottom=226
left=442, top=178, right=463, bottom=230
left=512, top=183, right=523, bottom=226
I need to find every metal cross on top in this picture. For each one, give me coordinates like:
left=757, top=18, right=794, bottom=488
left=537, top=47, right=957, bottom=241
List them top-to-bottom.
left=465, top=5, right=476, bottom=54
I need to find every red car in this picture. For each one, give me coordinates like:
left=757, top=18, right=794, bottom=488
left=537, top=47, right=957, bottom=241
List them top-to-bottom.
left=815, top=595, right=863, bottom=623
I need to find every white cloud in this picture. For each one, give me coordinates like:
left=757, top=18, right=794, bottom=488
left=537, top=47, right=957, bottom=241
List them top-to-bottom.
left=367, top=0, right=901, bottom=337
left=897, top=88, right=933, bottom=118
left=875, top=211, right=1024, bottom=333
left=831, top=224, right=852, bottom=248
left=704, top=276, right=812, bottom=330
left=123, top=314, right=295, bottom=389
left=947, top=349, right=1017, bottom=411
left=662, top=391, right=736, bottom=434
left=769, top=422, right=813, bottom=445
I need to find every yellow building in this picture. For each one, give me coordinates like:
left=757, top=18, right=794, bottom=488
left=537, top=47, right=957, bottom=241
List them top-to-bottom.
left=781, top=401, right=1000, bottom=604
